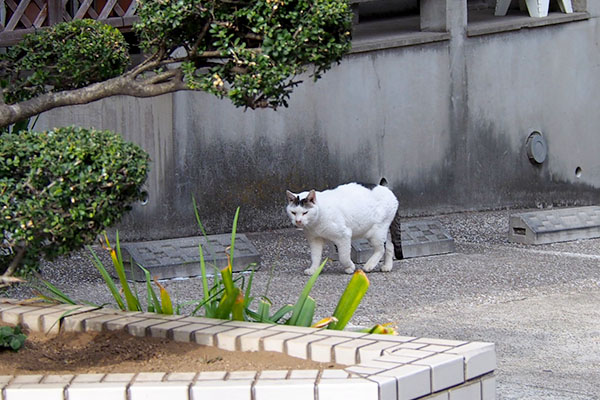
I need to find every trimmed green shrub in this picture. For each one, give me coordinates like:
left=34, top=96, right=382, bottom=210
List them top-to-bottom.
left=136, top=0, right=352, bottom=109
left=0, top=19, right=129, bottom=104
left=0, top=126, right=149, bottom=276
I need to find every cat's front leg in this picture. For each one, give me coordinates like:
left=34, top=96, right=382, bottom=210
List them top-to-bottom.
left=304, top=236, right=324, bottom=275
left=335, top=238, right=355, bottom=274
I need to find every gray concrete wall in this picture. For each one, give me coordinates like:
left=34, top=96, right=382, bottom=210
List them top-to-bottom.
left=36, top=1, right=600, bottom=240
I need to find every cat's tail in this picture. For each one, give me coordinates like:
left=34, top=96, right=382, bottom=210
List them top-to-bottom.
left=389, top=207, right=404, bottom=259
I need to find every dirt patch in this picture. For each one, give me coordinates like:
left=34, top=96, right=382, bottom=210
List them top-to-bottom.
left=0, top=324, right=340, bottom=376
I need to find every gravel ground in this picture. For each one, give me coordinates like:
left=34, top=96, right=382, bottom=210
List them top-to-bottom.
left=3, top=208, right=600, bottom=399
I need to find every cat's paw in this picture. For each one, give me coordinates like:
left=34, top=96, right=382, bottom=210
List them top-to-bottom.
left=380, top=263, right=393, bottom=272
left=362, top=264, right=375, bottom=272
left=344, top=266, right=356, bottom=274
left=304, top=267, right=317, bottom=276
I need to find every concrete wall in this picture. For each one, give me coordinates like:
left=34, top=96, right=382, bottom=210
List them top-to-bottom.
left=36, top=1, right=600, bottom=240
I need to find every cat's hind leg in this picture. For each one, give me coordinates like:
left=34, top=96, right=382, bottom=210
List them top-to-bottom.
left=381, top=232, right=394, bottom=272
left=363, top=235, right=386, bottom=272
left=304, top=236, right=325, bottom=276
left=335, top=238, right=356, bottom=274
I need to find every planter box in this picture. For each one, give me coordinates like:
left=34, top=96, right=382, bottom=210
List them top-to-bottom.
left=0, top=299, right=496, bottom=400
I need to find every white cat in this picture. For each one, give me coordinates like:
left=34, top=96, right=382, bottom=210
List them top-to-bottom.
left=286, top=179, right=403, bottom=275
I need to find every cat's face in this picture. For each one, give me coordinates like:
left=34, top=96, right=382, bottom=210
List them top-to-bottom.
left=286, top=190, right=318, bottom=228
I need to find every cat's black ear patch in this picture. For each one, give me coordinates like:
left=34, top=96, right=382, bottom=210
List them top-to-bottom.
left=357, top=182, right=377, bottom=190
left=286, top=190, right=300, bottom=205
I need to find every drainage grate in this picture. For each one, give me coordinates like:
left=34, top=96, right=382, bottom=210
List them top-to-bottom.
left=508, top=206, right=600, bottom=245
left=329, top=219, right=455, bottom=263
left=120, top=234, right=261, bottom=281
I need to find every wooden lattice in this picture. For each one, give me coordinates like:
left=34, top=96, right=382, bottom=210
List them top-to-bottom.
left=0, top=0, right=137, bottom=46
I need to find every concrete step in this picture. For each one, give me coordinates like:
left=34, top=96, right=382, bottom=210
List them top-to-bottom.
left=508, top=206, right=600, bottom=245
left=329, top=219, right=455, bottom=263
left=120, top=234, right=260, bottom=281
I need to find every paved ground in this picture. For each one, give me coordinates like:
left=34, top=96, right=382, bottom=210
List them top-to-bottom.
left=4, top=208, right=600, bottom=399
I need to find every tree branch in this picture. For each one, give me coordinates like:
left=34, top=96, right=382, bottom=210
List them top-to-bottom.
left=0, top=69, right=188, bottom=128
left=1, top=246, right=26, bottom=288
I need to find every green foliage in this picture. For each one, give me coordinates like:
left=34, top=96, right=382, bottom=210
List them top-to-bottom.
left=136, top=0, right=352, bottom=109
left=0, top=19, right=129, bottom=104
left=0, top=126, right=149, bottom=276
left=32, top=207, right=389, bottom=333
left=87, top=232, right=174, bottom=314
left=328, top=269, right=369, bottom=330
left=0, top=325, right=27, bottom=352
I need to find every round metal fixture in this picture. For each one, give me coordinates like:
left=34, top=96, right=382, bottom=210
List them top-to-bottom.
left=526, top=131, right=547, bottom=164
left=575, top=167, right=582, bottom=178
left=140, top=190, right=149, bottom=206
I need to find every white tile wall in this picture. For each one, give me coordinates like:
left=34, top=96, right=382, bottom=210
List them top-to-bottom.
left=148, top=321, right=191, bottom=339
left=171, top=323, right=212, bottom=342
left=193, top=324, right=237, bottom=346
left=215, top=327, right=256, bottom=351
left=238, top=328, right=280, bottom=351
left=262, top=331, right=304, bottom=353
left=286, top=334, right=328, bottom=359
left=308, top=335, right=349, bottom=362
left=333, top=339, right=376, bottom=365
left=445, top=343, right=496, bottom=380
left=413, top=353, right=464, bottom=392
left=378, top=364, right=432, bottom=400
left=196, top=371, right=227, bottom=380
left=228, top=371, right=258, bottom=380
left=102, top=373, right=136, bottom=383
left=366, top=374, right=397, bottom=400
left=481, top=375, right=496, bottom=400
left=317, top=377, right=379, bottom=400
left=253, top=378, right=315, bottom=400
left=191, top=379, right=253, bottom=400
left=129, top=381, right=191, bottom=400
left=448, top=381, right=481, bottom=400
left=67, top=382, right=128, bottom=400
left=4, top=383, right=66, bottom=400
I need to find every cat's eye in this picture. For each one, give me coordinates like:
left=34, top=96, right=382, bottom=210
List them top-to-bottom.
left=302, top=211, right=308, bottom=215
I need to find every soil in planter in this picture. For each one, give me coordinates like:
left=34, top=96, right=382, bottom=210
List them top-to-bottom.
left=0, top=324, right=341, bottom=375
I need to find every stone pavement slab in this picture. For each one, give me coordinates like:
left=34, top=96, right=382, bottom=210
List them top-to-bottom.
left=508, top=206, right=600, bottom=244
left=330, top=219, right=455, bottom=263
left=120, top=234, right=260, bottom=280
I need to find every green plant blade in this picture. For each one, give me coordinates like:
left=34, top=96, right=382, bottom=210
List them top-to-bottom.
left=192, top=196, right=209, bottom=238
left=229, top=207, right=240, bottom=262
left=111, top=231, right=140, bottom=311
left=197, top=243, right=214, bottom=317
left=88, top=245, right=126, bottom=310
left=287, top=259, right=326, bottom=326
left=220, top=263, right=235, bottom=297
left=138, top=265, right=161, bottom=313
left=244, top=267, right=255, bottom=307
left=329, top=269, right=370, bottom=330
left=154, top=277, right=174, bottom=315
left=38, top=280, right=77, bottom=305
left=215, top=287, right=240, bottom=320
left=232, top=291, right=245, bottom=321
left=295, top=296, right=316, bottom=327
left=258, top=298, right=271, bottom=321
left=270, top=304, right=294, bottom=323
left=245, top=308, right=268, bottom=323
left=311, top=316, right=338, bottom=329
